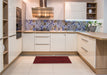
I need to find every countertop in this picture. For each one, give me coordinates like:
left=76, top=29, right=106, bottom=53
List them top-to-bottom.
left=22, top=31, right=107, bottom=40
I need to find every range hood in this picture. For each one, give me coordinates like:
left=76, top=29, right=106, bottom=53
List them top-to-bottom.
left=32, top=0, right=54, bottom=19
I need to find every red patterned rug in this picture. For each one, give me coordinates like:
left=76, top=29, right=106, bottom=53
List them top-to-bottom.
left=33, top=56, right=71, bottom=64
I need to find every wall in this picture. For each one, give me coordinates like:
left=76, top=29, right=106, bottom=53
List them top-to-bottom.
left=23, top=0, right=94, bottom=20
left=104, top=0, right=107, bottom=33
left=25, top=20, right=97, bottom=32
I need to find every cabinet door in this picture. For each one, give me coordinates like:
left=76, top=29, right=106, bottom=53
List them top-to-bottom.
left=0, top=0, right=3, bottom=38
left=8, top=0, right=16, bottom=36
left=65, top=2, right=86, bottom=19
left=22, top=33, right=35, bottom=51
left=51, top=33, right=66, bottom=51
left=66, top=34, right=77, bottom=51
left=8, top=36, right=17, bottom=64
left=16, top=38, right=22, bottom=54
left=0, top=40, right=3, bottom=72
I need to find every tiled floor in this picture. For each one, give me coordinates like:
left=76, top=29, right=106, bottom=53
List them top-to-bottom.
left=2, top=56, right=96, bottom=75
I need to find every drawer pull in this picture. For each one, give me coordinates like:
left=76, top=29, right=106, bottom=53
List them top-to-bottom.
left=35, top=36, right=49, bottom=38
left=81, top=38, right=88, bottom=42
left=36, top=43, right=49, bottom=45
left=81, top=47, right=88, bottom=52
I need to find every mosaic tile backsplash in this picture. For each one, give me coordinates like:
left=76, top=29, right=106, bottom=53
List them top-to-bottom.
left=25, top=20, right=90, bottom=31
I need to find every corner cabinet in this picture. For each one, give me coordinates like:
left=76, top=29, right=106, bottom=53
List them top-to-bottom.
left=65, top=2, right=86, bottom=19
left=51, top=33, right=66, bottom=51
left=78, top=34, right=96, bottom=68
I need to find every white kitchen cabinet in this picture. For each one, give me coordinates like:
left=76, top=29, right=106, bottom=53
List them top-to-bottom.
left=0, top=0, right=3, bottom=39
left=8, top=0, right=16, bottom=36
left=65, top=2, right=86, bottom=19
left=22, top=33, right=35, bottom=51
left=35, top=33, right=50, bottom=51
left=51, top=33, right=66, bottom=51
left=66, top=34, right=77, bottom=51
left=78, top=35, right=96, bottom=68
left=8, top=36, right=17, bottom=64
left=16, top=38, right=22, bottom=54
left=0, top=40, right=3, bottom=73
left=0, top=52, right=3, bottom=73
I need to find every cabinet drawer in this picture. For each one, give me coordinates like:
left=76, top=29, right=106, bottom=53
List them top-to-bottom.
left=35, top=33, right=50, bottom=37
left=79, top=35, right=89, bottom=45
left=35, top=37, right=50, bottom=44
left=35, top=45, right=50, bottom=51
left=80, top=46, right=89, bottom=55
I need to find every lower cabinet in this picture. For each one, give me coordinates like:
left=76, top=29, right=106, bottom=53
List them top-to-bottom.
left=22, top=33, right=35, bottom=51
left=22, top=33, right=77, bottom=52
left=35, top=33, right=51, bottom=51
left=51, top=33, right=66, bottom=51
left=66, top=33, right=77, bottom=51
left=78, top=35, right=96, bottom=68
left=8, top=36, right=17, bottom=64
left=16, top=38, right=22, bottom=54
left=0, top=40, right=3, bottom=73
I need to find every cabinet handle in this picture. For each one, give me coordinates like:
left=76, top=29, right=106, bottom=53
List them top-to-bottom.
left=9, top=34, right=16, bottom=37
left=35, top=36, right=49, bottom=38
left=81, top=38, right=88, bottom=42
left=36, top=43, right=49, bottom=45
left=81, top=47, right=88, bottom=52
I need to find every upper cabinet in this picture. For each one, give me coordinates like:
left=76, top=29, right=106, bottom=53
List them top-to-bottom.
left=0, top=0, right=3, bottom=38
left=8, top=0, right=16, bottom=36
left=65, top=2, right=86, bottom=20
left=87, top=3, right=97, bottom=19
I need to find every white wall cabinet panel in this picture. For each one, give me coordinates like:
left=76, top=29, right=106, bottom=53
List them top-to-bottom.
left=0, top=0, right=3, bottom=38
left=8, top=0, right=16, bottom=36
left=48, top=0, right=64, bottom=20
left=65, top=2, right=86, bottom=19
left=22, top=33, right=35, bottom=51
left=51, top=33, right=66, bottom=51
left=66, top=34, right=77, bottom=51
left=8, top=36, right=17, bottom=64
left=0, top=40, right=3, bottom=73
